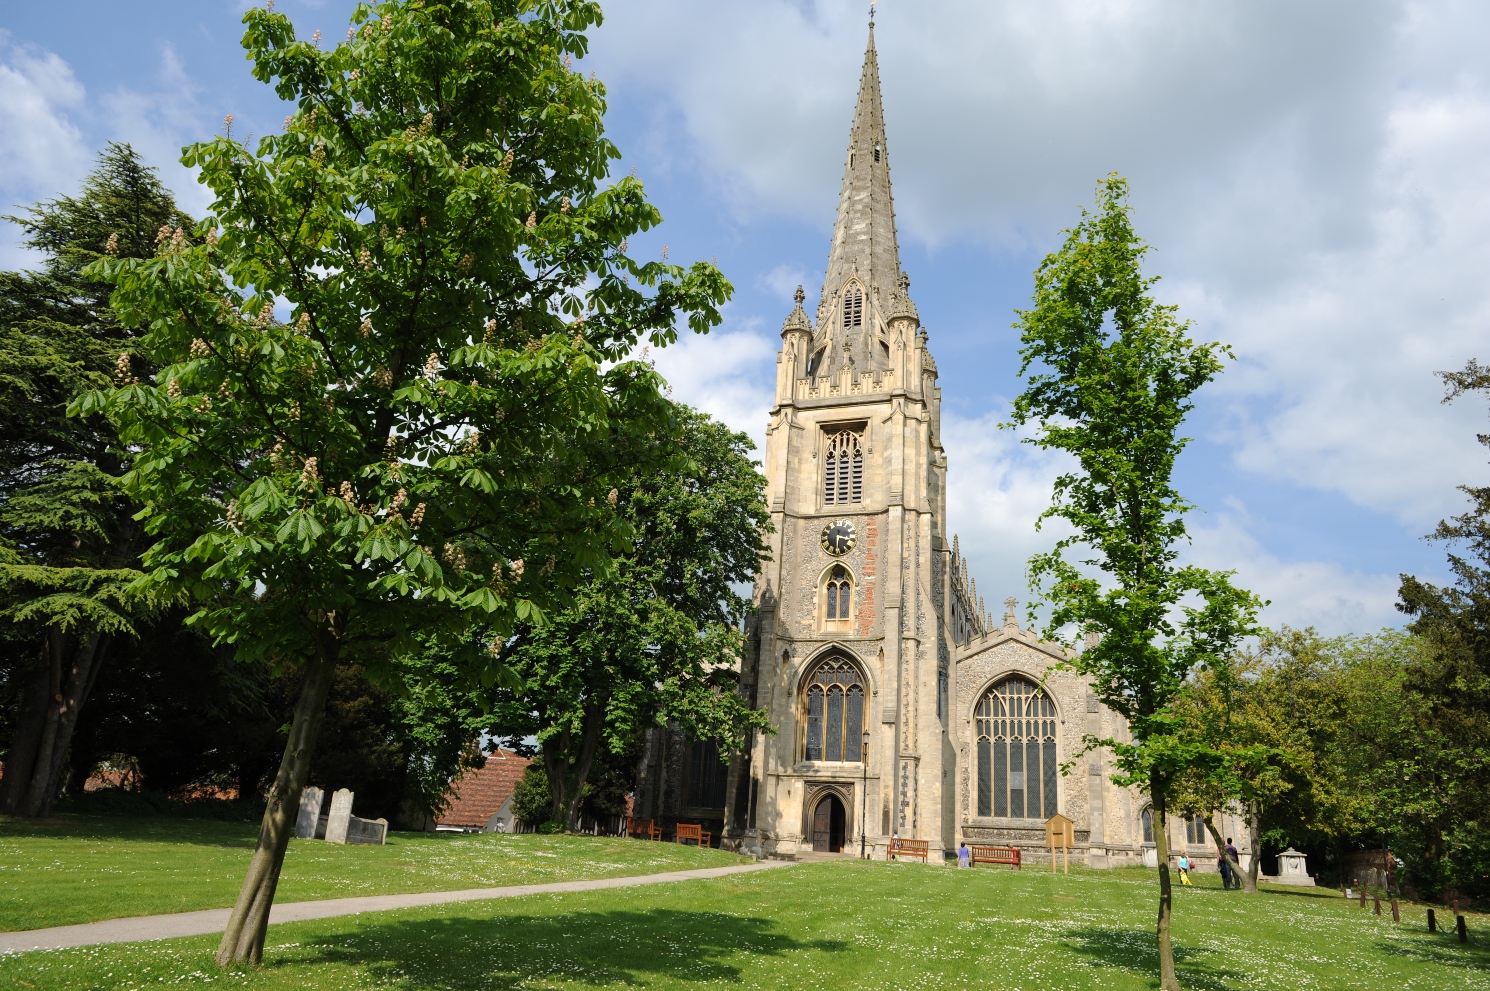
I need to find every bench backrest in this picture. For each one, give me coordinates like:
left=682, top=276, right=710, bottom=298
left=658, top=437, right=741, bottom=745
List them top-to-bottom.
left=626, top=817, right=654, bottom=837
left=676, top=823, right=703, bottom=841
left=889, top=838, right=929, bottom=858
left=970, top=844, right=1021, bottom=865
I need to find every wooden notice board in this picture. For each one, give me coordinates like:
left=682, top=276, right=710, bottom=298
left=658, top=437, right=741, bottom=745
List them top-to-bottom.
left=1046, top=813, right=1075, bottom=874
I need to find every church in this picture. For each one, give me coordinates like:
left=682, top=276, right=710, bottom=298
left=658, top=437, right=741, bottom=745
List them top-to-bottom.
left=636, top=24, right=1250, bottom=869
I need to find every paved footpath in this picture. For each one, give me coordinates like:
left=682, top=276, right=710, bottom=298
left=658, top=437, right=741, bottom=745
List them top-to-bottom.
left=0, top=861, right=792, bottom=955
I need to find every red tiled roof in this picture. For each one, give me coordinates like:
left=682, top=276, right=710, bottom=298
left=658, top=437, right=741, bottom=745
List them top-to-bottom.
left=437, top=749, right=532, bottom=828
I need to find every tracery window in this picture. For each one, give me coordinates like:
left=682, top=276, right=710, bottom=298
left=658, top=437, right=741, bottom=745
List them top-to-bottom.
left=842, top=284, right=863, bottom=329
left=823, top=429, right=863, bottom=504
left=824, top=565, right=853, bottom=625
left=803, top=656, right=866, bottom=763
left=975, top=676, right=1058, bottom=819
left=1141, top=808, right=1155, bottom=844
left=1185, top=813, right=1207, bottom=845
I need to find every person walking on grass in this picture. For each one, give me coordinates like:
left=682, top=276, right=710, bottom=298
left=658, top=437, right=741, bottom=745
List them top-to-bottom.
left=1225, top=838, right=1240, bottom=888
left=958, top=841, right=971, bottom=869
left=1218, top=845, right=1233, bottom=889
left=1177, top=853, right=1192, bottom=886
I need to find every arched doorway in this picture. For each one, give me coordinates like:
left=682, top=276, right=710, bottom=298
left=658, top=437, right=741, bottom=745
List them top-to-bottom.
left=812, top=794, right=847, bottom=852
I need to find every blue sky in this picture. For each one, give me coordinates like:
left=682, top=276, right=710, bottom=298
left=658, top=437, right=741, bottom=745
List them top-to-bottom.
left=4, top=0, right=1488, bottom=635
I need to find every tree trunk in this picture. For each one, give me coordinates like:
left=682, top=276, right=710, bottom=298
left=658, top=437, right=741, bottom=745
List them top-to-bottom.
left=0, top=629, right=111, bottom=817
left=215, top=637, right=339, bottom=967
left=0, top=640, right=52, bottom=815
left=541, top=705, right=603, bottom=831
left=563, top=707, right=602, bottom=831
left=1151, top=780, right=1181, bottom=991
left=1244, top=802, right=1261, bottom=892
left=1203, top=814, right=1255, bottom=894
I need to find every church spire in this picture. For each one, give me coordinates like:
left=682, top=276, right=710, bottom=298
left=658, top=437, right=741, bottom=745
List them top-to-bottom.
left=812, top=20, right=910, bottom=376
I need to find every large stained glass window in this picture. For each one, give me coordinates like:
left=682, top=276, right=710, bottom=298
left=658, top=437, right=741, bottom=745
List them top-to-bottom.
left=802, top=656, right=867, bottom=763
left=975, top=676, right=1058, bottom=819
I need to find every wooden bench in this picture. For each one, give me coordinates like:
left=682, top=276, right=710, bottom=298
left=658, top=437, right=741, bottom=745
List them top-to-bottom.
left=626, top=817, right=662, bottom=841
left=675, top=822, right=712, bottom=847
left=888, top=838, right=929, bottom=862
left=970, top=844, right=1022, bottom=870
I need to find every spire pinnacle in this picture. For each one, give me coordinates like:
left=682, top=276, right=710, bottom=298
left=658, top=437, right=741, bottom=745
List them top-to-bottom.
left=809, top=20, right=910, bottom=380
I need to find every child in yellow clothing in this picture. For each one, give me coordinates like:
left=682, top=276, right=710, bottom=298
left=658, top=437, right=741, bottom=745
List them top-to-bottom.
left=1177, top=854, right=1193, bottom=885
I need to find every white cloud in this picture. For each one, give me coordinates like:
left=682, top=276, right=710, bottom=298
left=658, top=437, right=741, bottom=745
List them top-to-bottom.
left=592, top=0, right=1490, bottom=566
left=0, top=33, right=89, bottom=266
left=99, top=41, right=213, bottom=218
left=756, top=263, right=816, bottom=305
left=646, top=322, right=778, bottom=451
left=941, top=408, right=1073, bottom=612
left=941, top=409, right=1405, bottom=635
left=1186, top=512, right=1402, bottom=635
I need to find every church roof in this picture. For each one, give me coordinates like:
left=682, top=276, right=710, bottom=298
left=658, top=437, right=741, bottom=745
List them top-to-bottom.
left=806, top=20, right=917, bottom=378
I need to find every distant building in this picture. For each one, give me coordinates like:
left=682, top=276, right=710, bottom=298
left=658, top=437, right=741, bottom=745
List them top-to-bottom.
left=436, top=748, right=531, bottom=833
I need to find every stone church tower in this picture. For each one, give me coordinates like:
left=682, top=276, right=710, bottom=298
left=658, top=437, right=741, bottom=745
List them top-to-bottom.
left=633, top=24, right=1254, bottom=872
left=713, top=25, right=1252, bottom=867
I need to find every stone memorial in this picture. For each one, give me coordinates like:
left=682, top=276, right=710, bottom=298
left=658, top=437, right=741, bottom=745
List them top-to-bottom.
left=294, top=786, right=324, bottom=839
left=325, top=788, right=355, bottom=844
left=345, top=816, right=389, bottom=845
left=1273, top=847, right=1315, bottom=886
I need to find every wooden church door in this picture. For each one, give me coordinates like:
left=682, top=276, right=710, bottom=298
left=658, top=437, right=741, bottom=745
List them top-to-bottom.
left=813, top=796, right=833, bottom=851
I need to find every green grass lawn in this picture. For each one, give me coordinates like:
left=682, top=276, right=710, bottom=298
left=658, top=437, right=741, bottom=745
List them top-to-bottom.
left=0, top=815, right=749, bottom=932
left=2, top=857, right=1486, bottom=990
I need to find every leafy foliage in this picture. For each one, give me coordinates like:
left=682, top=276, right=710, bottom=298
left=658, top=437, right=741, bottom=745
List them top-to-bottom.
left=73, top=1, right=731, bottom=961
left=79, top=1, right=732, bottom=680
left=0, top=144, right=190, bottom=816
left=1007, top=174, right=1263, bottom=988
left=1393, top=359, right=1490, bottom=899
left=493, top=406, right=770, bottom=828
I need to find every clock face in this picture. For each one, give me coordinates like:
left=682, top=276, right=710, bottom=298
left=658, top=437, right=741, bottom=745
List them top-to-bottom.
left=820, top=519, right=857, bottom=556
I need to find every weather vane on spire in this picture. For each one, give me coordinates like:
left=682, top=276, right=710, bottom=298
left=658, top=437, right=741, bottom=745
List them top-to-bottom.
left=869, top=2, right=876, bottom=26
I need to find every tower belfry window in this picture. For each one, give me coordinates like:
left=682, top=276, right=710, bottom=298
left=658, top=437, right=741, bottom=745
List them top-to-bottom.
left=873, top=143, right=881, bottom=163
left=842, top=285, right=863, bottom=330
left=823, top=428, right=864, bottom=505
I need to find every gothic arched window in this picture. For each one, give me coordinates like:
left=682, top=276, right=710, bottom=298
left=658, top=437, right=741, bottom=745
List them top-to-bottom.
left=842, top=285, right=863, bottom=329
left=823, top=429, right=863, bottom=505
left=823, top=565, right=852, bottom=627
left=803, top=656, right=866, bottom=763
left=975, top=676, right=1058, bottom=819
left=1141, top=808, right=1155, bottom=844
left=1185, top=813, right=1207, bottom=845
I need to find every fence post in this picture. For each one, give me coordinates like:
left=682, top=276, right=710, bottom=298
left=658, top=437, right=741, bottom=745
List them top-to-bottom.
left=1373, top=895, right=1381, bottom=916
left=1391, top=899, right=1400, bottom=923
left=1428, top=909, right=1437, bottom=933
left=1459, top=913, right=1469, bottom=944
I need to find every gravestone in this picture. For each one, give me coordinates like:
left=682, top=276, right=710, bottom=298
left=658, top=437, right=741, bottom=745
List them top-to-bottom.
left=294, top=786, right=324, bottom=839
left=325, top=788, right=355, bottom=844
left=345, top=816, right=389, bottom=845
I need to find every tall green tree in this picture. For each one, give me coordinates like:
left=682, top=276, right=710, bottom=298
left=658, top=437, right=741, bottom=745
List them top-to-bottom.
left=81, top=0, right=730, bottom=965
left=0, top=144, right=191, bottom=817
left=1007, top=175, right=1263, bottom=991
left=1395, top=359, right=1490, bottom=899
left=494, top=405, right=771, bottom=829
